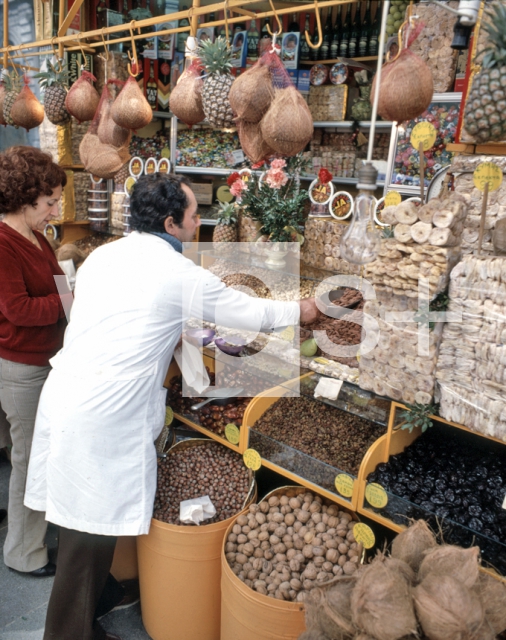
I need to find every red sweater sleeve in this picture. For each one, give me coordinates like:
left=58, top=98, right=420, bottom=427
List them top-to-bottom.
left=0, top=239, right=65, bottom=327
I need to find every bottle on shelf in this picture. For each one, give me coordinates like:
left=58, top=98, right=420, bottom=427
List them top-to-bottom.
left=359, top=0, right=372, bottom=57
left=369, top=1, right=381, bottom=57
left=339, top=2, right=351, bottom=58
left=348, top=2, right=359, bottom=59
left=330, top=4, right=341, bottom=60
left=177, top=5, right=190, bottom=53
left=319, top=8, right=333, bottom=60
left=208, top=12, right=216, bottom=39
left=288, top=13, right=300, bottom=33
left=300, top=13, right=311, bottom=62
left=310, top=14, right=321, bottom=61
left=218, top=16, right=232, bottom=46
left=259, top=18, right=272, bottom=56
left=247, top=19, right=259, bottom=62
left=234, top=22, right=245, bottom=34
left=146, top=61, right=158, bottom=110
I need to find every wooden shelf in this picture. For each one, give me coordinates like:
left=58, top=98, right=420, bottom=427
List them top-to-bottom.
left=300, top=56, right=378, bottom=65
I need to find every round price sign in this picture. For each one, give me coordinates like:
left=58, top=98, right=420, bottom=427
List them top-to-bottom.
left=410, top=121, right=437, bottom=151
left=129, top=156, right=144, bottom=177
left=145, top=158, right=158, bottom=175
left=157, top=158, right=171, bottom=174
left=473, top=162, right=503, bottom=192
left=124, top=176, right=136, bottom=197
left=309, top=178, right=334, bottom=206
left=384, top=190, right=402, bottom=207
left=329, top=191, right=354, bottom=220
left=164, top=406, right=173, bottom=426
left=225, top=423, right=240, bottom=445
left=243, top=449, right=261, bottom=471
left=334, top=474, right=355, bottom=498
left=365, top=482, right=388, bottom=509
left=353, top=522, right=376, bottom=549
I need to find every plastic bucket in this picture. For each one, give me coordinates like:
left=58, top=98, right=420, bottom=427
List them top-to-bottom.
left=137, top=439, right=256, bottom=640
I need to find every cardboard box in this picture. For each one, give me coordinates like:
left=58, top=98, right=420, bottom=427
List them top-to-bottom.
left=231, top=30, right=248, bottom=68
left=281, top=32, right=300, bottom=70
left=191, top=183, right=213, bottom=205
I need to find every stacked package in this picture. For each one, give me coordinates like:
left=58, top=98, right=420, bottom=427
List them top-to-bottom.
left=451, top=155, right=506, bottom=255
left=359, top=194, right=470, bottom=404
left=365, top=194, right=469, bottom=299
left=302, top=218, right=361, bottom=274
left=436, top=255, right=506, bottom=441
left=360, top=290, right=444, bottom=404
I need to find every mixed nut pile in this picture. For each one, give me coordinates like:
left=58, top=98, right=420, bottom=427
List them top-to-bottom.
left=252, top=397, right=385, bottom=476
left=153, top=442, right=251, bottom=525
left=225, top=491, right=361, bottom=602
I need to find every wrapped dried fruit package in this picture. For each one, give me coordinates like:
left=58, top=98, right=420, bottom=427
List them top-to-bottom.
left=371, top=22, right=433, bottom=123
left=169, top=58, right=205, bottom=126
left=111, top=69, right=152, bottom=131
left=65, top=70, right=100, bottom=123
left=11, top=76, right=44, bottom=131
left=96, top=81, right=131, bottom=147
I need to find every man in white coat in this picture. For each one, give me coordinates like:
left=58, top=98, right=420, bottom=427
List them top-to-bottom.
left=25, top=173, right=319, bottom=640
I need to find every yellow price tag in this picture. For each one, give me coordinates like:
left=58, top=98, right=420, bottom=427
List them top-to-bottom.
left=410, top=122, right=437, bottom=151
left=161, top=147, right=171, bottom=158
left=473, top=162, right=503, bottom=193
left=384, top=191, right=402, bottom=207
left=280, top=326, right=295, bottom=342
left=313, top=357, right=331, bottom=365
left=165, top=406, right=174, bottom=427
left=225, top=423, right=240, bottom=445
left=243, top=448, right=261, bottom=471
left=335, top=474, right=355, bottom=498
left=365, top=483, right=388, bottom=509
left=353, top=522, right=376, bottom=549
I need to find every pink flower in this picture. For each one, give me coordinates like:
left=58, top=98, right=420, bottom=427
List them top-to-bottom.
left=270, top=158, right=286, bottom=170
left=265, top=168, right=288, bottom=189
left=230, top=179, right=247, bottom=198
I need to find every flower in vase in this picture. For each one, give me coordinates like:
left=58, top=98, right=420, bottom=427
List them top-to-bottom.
left=270, top=158, right=286, bottom=170
left=265, top=168, right=288, bottom=189
left=227, top=172, right=241, bottom=187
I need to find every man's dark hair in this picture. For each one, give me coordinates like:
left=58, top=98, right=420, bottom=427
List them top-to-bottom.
left=129, top=173, right=193, bottom=233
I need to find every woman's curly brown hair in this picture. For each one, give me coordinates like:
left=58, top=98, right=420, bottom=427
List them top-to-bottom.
left=0, top=146, right=67, bottom=214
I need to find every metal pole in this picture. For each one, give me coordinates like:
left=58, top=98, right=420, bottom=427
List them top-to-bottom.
left=3, top=0, right=8, bottom=69
left=367, top=0, right=390, bottom=163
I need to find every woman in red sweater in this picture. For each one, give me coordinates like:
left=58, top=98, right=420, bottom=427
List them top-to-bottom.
left=0, top=146, right=69, bottom=576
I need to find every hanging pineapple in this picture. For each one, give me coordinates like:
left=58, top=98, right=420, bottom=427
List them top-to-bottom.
left=463, top=1, right=506, bottom=143
left=198, top=37, right=235, bottom=128
left=35, top=59, right=71, bottom=125
left=3, top=73, right=22, bottom=126
left=213, top=202, right=238, bottom=246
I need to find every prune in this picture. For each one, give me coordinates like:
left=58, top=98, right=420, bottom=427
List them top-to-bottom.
left=376, top=463, right=388, bottom=473
left=475, top=466, right=488, bottom=478
left=487, top=475, right=503, bottom=488
left=435, top=479, right=447, bottom=491
left=408, top=481, right=420, bottom=493
left=476, top=482, right=486, bottom=492
left=444, top=489, right=455, bottom=503
left=431, top=493, right=446, bottom=505
left=420, top=501, right=433, bottom=511
left=468, top=504, right=482, bottom=517
left=435, top=506, right=450, bottom=518
left=468, top=518, right=483, bottom=531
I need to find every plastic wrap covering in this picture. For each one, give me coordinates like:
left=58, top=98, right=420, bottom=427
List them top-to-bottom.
left=450, top=155, right=506, bottom=255
left=302, top=218, right=361, bottom=274
left=436, top=255, right=506, bottom=442
left=359, top=290, right=444, bottom=404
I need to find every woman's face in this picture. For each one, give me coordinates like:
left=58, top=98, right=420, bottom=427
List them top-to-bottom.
left=23, top=185, right=63, bottom=231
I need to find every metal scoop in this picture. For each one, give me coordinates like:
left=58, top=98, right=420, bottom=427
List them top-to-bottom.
left=191, top=387, right=244, bottom=411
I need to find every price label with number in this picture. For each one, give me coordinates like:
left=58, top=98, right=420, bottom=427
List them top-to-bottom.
left=410, top=122, right=437, bottom=152
left=473, top=162, right=503, bottom=193
left=384, top=191, right=402, bottom=207
left=165, top=406, right=173, bottom=427
left=225, top=423, right=240, bottom=445
left=243, top=448, right=261, bottom=471
left=335, top=474, right=355, bottom=498
left=365, top=482, right=388, bottom=508
left=353, top=522, right=376, bottom=549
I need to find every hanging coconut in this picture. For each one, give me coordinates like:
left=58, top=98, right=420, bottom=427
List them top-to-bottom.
left=371, top=23, right=433, bottom=123
left=169, top=59, right=205, bottom=126
left=229, top=64, right=274, bottom=123
left=65, top=70, right=100, bottom=123
left=111, top=76, right=152, bottom=131
left=10, top=80, right=45, bottom=131
left=0, top=82, right=7, bottom=126
left=261, top=86, right=313, bottom=157
left=97, top=87, right=131, bottom=148
left=237, top=120, right=275, bottom=164
left=79, top=132, right=130, bottom=179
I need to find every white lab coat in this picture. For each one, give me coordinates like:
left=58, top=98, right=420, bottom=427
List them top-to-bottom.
left=24, top=232, right=299, bottom=536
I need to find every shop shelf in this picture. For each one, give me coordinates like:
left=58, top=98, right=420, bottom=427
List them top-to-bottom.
left=300, top=56, right=379, bottom=65
left=313, top=121, right=393, bottom=131
left=175, top=166, right=233, bottom=176
left=300, top=174, right=386, bottom=187
left=200, top=219, right=218, bottom=226
left=243, top=377, right=388, bottom=510
left=357, top=416, right=506, bottom=577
